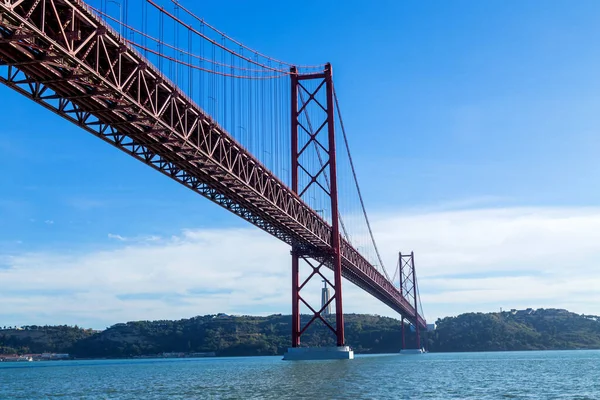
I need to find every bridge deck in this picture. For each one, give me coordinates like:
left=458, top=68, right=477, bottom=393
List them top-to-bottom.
left=0, top=0, right=426, bottom=329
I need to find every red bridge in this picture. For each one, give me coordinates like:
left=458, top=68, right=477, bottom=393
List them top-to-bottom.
left=0, top=0, right=426, bottom=354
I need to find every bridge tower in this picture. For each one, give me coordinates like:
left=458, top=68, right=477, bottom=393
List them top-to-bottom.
left=283, top=64, right=352, bottom=360
left=399, top=252, right=424, bottom=353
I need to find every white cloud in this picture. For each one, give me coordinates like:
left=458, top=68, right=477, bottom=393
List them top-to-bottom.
left=2, top=206, right=600, bottom=329
left=370, top=206, right=600, bottom=319
left=44, top=220, right=54, bottom=225
left=107, top=233, right=127, bottom=241
left=107, top=233, right=162, bottom=243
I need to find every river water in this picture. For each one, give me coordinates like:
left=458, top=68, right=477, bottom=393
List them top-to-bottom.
left=1, top=350, right=598, bottom=399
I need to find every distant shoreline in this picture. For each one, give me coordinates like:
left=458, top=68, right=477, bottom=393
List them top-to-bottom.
left=2, top=309, right=599, bottom=358
left=4, top=348, right=600, bottom=365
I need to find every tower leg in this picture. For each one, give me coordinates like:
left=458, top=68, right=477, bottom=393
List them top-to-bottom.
left=324, top=63, right=344, bottom=347
left=291, top=250, right=300, bottom=347
left=333, top=250, right=344, bottom=346
left=411, top=252, right=419, bottom=350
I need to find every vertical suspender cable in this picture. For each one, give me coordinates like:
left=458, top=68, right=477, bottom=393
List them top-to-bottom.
left=333, top=84, right=391, bottom=282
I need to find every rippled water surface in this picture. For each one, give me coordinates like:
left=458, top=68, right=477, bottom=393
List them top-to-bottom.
left=1, top=350, right=599, bottom=399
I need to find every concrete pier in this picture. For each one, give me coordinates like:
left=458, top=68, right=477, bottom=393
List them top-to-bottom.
left=282, top=346, right=354, bottom=360
left=400, top=348, right=425, bottom=355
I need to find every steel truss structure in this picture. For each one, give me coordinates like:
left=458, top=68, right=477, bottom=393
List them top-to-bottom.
left=0, top=0, right=426, bottom=334
left=290, top=65, right=344, bottom=346
left=399, top=252, right=422, bottom=349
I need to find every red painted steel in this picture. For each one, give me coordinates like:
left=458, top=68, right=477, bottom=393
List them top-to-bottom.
left=0, top=0, right=426, bottom=336
left=289, top=64, right=345, bottom=346
left=325, top=64, right=345, bottom=347
left=290, top=67, right=300, bottom=347
left=291, top=250, right=300, bottom=347
left=399, top=251, right=423, bottom=349
left=411, top=252, right=421, bottom=350
left=399, top=257, right=406, bottom=349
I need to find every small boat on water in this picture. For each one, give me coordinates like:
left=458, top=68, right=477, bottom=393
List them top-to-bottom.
left=0, top=355, right=33, bottom=362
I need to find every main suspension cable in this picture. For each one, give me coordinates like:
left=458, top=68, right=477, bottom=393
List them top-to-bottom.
left=147, top=0, right=286, bottom=73
left=171, top=0, right=325, bottom=71
left=90, top=6, right=281, bottom=74
left=126, top=40, right=287, bottom=79
left=333, top=83, right=392, bottom=282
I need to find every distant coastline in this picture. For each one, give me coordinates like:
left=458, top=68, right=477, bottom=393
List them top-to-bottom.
left=2, top=309, right=599, bottom=359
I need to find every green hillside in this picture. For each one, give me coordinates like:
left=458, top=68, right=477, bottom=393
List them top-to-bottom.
left=429, top=308, right=600, bottom=352
left=2, top=309, right=599, bottom=358
left=0, top=314, right=413, bottom=357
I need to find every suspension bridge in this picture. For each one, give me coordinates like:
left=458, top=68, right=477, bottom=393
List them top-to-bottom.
left=0, top=0, right=427, bottom=359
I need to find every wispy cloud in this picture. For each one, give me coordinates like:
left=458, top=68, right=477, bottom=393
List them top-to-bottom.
left=400, top=195, right=510, bottom=213
left=1, top=206, right=600, bottom=329
left=44, top=220, right=54, bottom=225
left=107, top=233, right=127, bottom=241
left=107, top=233, right=162, bottom=243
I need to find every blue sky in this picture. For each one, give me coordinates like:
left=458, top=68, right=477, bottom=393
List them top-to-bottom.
left=2, top=0, right=600, bottom=329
